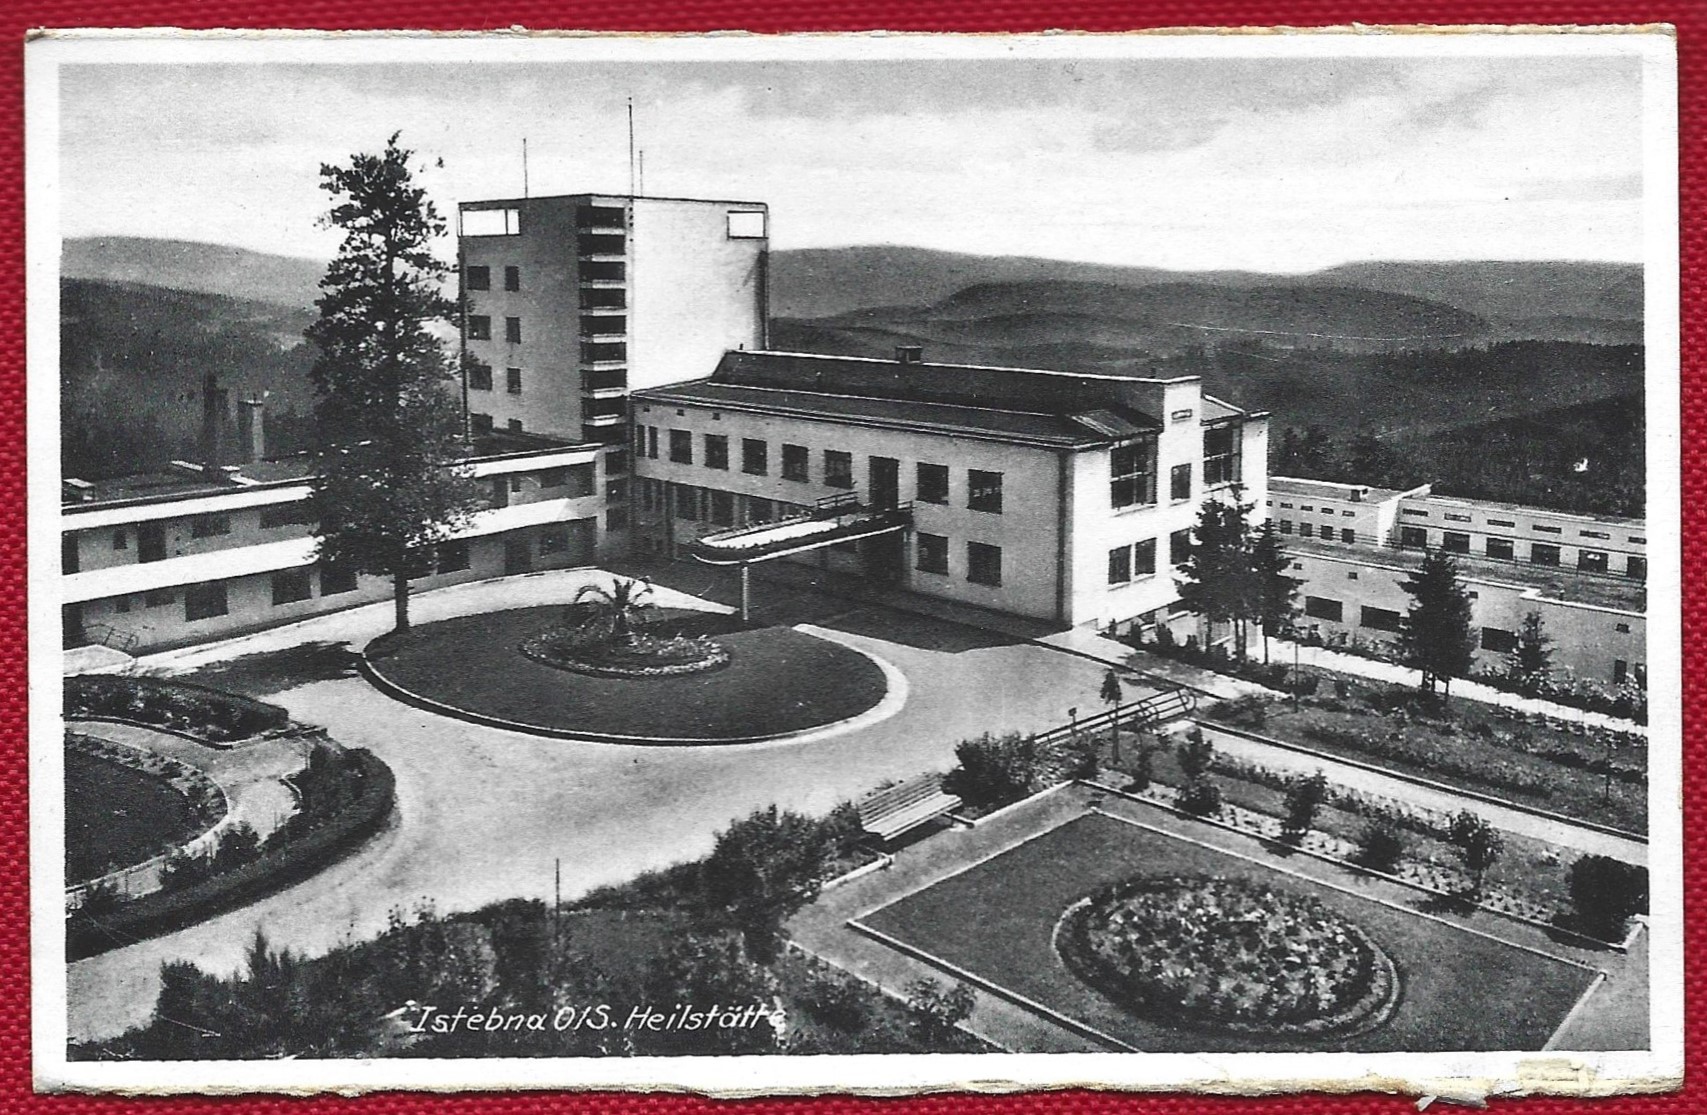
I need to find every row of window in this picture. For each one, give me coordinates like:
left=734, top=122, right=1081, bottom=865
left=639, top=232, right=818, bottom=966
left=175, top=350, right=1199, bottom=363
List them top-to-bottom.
left=465, top=265, right=521, bottom=293
left=467, top=316, right=523, bottom=344
left=468, top=364, right=524, bottom=394
left=638, top=427, right=1005, bottom=513
left=1272, top=501, right=1358, bottom=519
left=1398, top=506, right=1644, bottom=544
left=1277, top=519, right=1360, bottom=544
left=1397, top=527, right=1648, bottom=578
left=1108, top=530, right=1194, bottom=585
left=915, top=534, right=1003, bottom=586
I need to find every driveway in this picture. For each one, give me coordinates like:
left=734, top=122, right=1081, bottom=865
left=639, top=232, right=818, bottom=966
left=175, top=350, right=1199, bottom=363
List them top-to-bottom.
left=66, top=569, right=1128, bottom=1043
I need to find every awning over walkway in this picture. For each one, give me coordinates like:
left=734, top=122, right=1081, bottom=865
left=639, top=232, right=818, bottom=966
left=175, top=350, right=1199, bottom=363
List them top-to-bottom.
left=688, top=501, right=913, bottom=566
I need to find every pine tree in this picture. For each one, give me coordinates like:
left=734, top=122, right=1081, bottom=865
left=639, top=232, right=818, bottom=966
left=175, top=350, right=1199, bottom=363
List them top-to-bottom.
left=305, top=134, right=486, bottom=632
left=1175, top=488, right=1259, bottom=660
left=1251, top=519, right=1299, bottom=664
left=1397, top=548, right=1477, bottom=700
left=1507, top=611, right=1554, bottom=694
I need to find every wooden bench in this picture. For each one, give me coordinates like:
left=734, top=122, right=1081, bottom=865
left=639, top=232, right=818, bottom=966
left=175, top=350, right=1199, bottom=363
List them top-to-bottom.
left=856, top=774, right=962, bottom=843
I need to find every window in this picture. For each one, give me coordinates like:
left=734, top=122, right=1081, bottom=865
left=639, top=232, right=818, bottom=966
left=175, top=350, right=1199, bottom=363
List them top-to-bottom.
left=463, top=207, right=519, bottom=236
left=727, top=210, right=767, bottom=239
left=466, top=265, right=491, bottom=291
left=504, top=265, right=520, bottom=292
left=467, top=315, right=492, bottom=341
left=504, top=317, right=522, bottom=344
left=468, top=362, right=493, bottom=391
left=506, top=367, right=522, bottom=395
left=1170, top=408, right=1195, bottom=423
left=471, top=413, right=494, bottom=435
left=1202, top=424, right=1241, bottom=486
left=647, top=427, right=659, bottom=459
left=669, top=430, right=693, bottom=464
left=704, top=435, right=729, bottom=470
left=742, top=439, right=768, bottom=476
left=1110, top=439, right=1157, bottom=508
left=782, top=444, right=809, bottom=482
left=605, top=450, right=628, bottom=476
left=825, top=451, right=854, bottom=489
left=916, top=462, right=949, bottom=504
left=1170, top=463, right=1192, bottom=502
left=539, top=468, right=567, bottom=489
left=968, top=469, right=1003, bottom=513
left=509, top=475, right=524, bottom=493
left=605, top=479, right=626, bottom=503
left=676, top=487, right=700, bottom=521
left=709, top=490, right=735, bottom=527
left=259, top=503, right=316, bottom=529
left=1280, top=503, right=1294, bottom=510
left=1300, top=506, right=1313, bottom=513
left=606, top=507, right=629, bottom=531
left=1401, top=508, right=1429, bottom=518
left=1342, top=510, right=1355, bottom=517
left=1443, top=512, right=1472, bottom=523
left=190, top=513, right=231, bottom=538
left=1488, top=518, right=1516, bottom=528
left=1279, top=520, right=1294, bottom=534
left=1300, top=522, right=1314, bottom=539
left=1533, top=524, right=1563, bottom=534
left=539, top=526, right=571, bottom=554
left=1399, top=526, right=1428, bottom=549
left=1170, top=528, right=1192, bottom=566
left=1340, top=528, right=1355, bottom=544
left=112, top=529, right=127, bottom=551
left=1581, top=530, right=1610, bottom=539
left=1442, top=531, right=1470, bottom=553
left=917, top=532, right=949, bottom=574
left=1629, top=536, right=1647, bottom=545
left=1133, top=538, right=1157, bottom=577
left=1487, top=538, right=1515, bottom=560
left=437, top=540, right=470, bottom=573
left=967, top=542, right=1002, bottom=586
left=1531, top=542, right=1561, bottom=566
left=1108, top=546, right=1132, bottom=585
left=1579, top=550, right=1610, bottom=574
left=1627, top=555, right=1648, bottom=580
left=320, top=564, right=358, bottom=595
left=272, top=569, right=313, bottom=605
left=1347, top=571, right=1359, bottom=581
left=184, top=582, right=229, bottom=621
left=144, top=588, right=176, bottom=608
left=115, top=595, right=132, bottom=614
left=1304, top=596, right=1343, bottom=622
left=1361, top=606, right=1402, bottom=632
left=1615, top=622, right=1631, bottom=634
left=1481, top=627, right=1518, bottom=653
left=1613, top=659, right=1629, bottom=685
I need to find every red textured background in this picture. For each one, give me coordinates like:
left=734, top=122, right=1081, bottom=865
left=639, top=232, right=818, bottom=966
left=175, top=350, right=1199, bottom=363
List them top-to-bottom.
left=1, top=3, right=1696, bottom=1113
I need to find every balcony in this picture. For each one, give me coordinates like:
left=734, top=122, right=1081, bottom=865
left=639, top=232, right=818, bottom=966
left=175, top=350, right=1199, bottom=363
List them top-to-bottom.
left=575, top=206, right=627, bottom=233
left=576, top=233, right=627, bottom=259
left=579, top=261, right=626, bottom=284
left=580, top=289, right=627, bottom=311
left=580, top=315, right=628, bottom=341
left=580, top=341, right=627, bottom=367
left=581, top=369, right=628, bottom=395
left=582, top=423, right=628, bottom=446
left=688, top=499, right=913, bottom=566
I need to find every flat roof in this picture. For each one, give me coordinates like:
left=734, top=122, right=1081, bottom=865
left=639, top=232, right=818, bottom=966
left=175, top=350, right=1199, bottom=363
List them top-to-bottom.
left=460, top=193, right=767, bottom=209
left=1271, top=476, right=1419, bottom=504
left=1401, top=490, right=1646, bottom=530
left=1285, top=536, right=1645, bottom=613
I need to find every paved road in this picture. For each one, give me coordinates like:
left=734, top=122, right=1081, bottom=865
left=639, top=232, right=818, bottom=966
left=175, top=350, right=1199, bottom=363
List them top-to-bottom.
left=66, top=571, right=1129, bottom=1043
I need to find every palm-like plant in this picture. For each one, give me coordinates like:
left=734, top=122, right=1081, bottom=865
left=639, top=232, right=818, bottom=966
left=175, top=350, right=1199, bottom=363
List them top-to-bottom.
left=571, top=577, right=655, bottom=643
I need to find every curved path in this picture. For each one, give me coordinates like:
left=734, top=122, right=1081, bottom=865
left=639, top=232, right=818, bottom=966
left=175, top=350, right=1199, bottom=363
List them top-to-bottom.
left=66, top=569, right=1126, bottom=1043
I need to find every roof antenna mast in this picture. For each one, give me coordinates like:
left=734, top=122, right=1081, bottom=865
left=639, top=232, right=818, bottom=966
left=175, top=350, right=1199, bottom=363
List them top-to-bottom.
left=627, top=96, right=637, bottom=197
left=522, top=137, right=529, bottom=199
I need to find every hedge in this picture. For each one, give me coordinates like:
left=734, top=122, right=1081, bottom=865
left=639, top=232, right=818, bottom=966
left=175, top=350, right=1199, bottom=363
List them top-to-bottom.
left=65, top=675, right=290, bottom=744
left=67, top=748, right=395, bottom=960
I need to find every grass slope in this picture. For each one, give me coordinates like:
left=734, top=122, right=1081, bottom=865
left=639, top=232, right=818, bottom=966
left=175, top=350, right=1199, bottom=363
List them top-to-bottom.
left=65, top=749, right=201, bottom=881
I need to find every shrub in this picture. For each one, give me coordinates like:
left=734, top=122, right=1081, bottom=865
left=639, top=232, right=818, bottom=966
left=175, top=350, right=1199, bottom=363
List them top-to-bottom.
left=64, top=676, right=289, bottom=742
left=1208, top=694, right=1269, bottom=730
left=1178, top=730, right=1216, bottom=781
left=944, top=732, right=1038, bottom=809
left=1129, top=743, right=1154, bottom=792
left=1280, top=771, right=1329, bottom=846
left=1175, top=776, right=1223, bottom=818
left=701, top=805, right=839, bottom=963
left=1448, top=811, right=1504, bottom=898
left=1353, top=816, right=1407, bottom=874
left=214, top=822, right=263, bottom=872
left=1567, top=855, right=1648, bottom=941
left=77, top=878, right=124, bottom=918
left=796, top=965, right=872, bottom=1034
left=904, top=978, right=975, bottom=1043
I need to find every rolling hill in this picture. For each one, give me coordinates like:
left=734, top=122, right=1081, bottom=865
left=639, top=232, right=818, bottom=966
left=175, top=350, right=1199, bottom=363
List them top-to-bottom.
left=63, top=237, right=326, bottom=310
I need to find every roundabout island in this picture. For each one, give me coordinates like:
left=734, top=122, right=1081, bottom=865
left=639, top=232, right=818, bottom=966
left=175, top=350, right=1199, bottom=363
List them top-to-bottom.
left=361, top=583, right=893, bottom=744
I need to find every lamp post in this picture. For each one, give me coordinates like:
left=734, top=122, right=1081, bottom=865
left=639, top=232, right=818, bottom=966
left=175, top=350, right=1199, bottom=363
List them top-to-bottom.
left=1292, top=638, right=1301, bottom=709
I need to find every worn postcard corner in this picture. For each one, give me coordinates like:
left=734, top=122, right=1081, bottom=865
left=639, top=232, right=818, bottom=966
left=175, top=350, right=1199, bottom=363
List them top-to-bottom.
left=25, top=25, right=1682, bottom=1100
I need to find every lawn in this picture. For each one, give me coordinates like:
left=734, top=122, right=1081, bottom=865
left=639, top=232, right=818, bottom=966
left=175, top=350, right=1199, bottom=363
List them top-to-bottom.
left=365, top=606, right=888, bottom=742
left=1204, top=684, right=1646, bottom=834
left=65, top=749, right=203, bottom=882
left=857, top=813, right=1598, bottom=1053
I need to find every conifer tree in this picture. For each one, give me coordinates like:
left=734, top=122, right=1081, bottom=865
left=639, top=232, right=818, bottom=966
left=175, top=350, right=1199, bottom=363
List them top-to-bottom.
left=305, top=134, right=485, bottom=632
left=1176, top=489, right=1259, bottom=660
left=1251, top=519, right=1299, bottom=664
left=1397, top=548, right=1477, bottom=700
left=1508, top=611, right=1554, bottom=694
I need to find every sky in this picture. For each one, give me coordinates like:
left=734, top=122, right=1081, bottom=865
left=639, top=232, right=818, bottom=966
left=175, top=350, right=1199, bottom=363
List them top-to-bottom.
left=56, top=51, right=1648, bottom=272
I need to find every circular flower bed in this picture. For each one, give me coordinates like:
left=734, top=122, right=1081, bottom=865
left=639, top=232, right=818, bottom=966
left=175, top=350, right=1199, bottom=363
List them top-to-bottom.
left=521, top=625, right=730, bottom=679
left=1057, top=875, right=1399, bottom=1038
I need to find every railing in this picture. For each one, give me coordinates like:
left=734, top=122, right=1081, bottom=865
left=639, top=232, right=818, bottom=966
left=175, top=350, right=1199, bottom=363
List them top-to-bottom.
left=77, top=623, right=139, bottom=653
left=1033, top=687, right=1197, bottom=747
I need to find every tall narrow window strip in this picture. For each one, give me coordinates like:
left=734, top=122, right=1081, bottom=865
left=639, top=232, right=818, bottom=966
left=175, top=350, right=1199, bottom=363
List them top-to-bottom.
left=1203, top=424, right=1242, bottom=487
left=1110, top=438, right=1158, bottom=508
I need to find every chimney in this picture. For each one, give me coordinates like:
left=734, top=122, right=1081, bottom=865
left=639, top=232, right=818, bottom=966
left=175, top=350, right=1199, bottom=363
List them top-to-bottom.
left=895, top=345, right=924, bottom=365
left=200, top=372, right=229, bottom=468
left=238, top=396, right=267, bottom=463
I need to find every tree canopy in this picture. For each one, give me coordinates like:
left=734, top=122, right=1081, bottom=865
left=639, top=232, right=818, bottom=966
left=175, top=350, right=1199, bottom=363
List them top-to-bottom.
left=305, top=134, right=485, bottom=631
left=1176, top=488, right=1297, bottom=661
left=1397, top=548, right=1477, bottom=698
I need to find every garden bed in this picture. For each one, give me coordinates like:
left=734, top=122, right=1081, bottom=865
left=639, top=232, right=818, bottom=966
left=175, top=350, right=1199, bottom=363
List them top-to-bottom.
left=365, top=606, right=887, bottom=742
left=65, top=675, right=290, bottom=744
left=64, top=736, right=223, bottom=883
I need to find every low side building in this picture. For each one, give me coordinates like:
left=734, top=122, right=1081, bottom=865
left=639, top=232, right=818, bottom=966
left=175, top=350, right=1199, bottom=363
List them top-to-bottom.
left=630, top=348, right=1268, bottom=629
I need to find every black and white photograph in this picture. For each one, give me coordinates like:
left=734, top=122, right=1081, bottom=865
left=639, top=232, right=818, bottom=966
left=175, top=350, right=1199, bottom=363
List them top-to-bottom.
left=26, top=29, right=1682, bottom=1097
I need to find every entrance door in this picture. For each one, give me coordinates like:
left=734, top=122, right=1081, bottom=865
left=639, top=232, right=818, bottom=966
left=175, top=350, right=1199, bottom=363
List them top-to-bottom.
left=869, top=456, right=899, bottom=509
left=862, top=532, right=905, bottom=584
left=504, top=536, right=534, bottom=574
